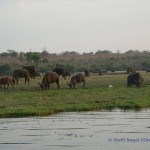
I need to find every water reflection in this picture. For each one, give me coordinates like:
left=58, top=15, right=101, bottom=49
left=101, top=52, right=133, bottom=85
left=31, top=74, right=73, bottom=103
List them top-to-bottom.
left=0, top=109, right=150, bottom=150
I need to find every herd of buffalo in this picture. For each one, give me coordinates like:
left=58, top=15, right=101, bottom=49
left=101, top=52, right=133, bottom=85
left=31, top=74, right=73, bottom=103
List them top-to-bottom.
left=0, top=66, right=145, bottom=90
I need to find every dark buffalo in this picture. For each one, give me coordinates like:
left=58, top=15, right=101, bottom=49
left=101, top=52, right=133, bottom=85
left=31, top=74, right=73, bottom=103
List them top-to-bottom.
left=23, top=65, right=36, bottom=79
left=52, top=67, right=66, bottom=79
left=127, top=67, right=135, bottom=74
left=12, top=69, right=30, bottom=85
left=35, top=70, right=42, bottom=77
left=84, top=70, right=90, bottom=77
left=99, top=70, right=102, bottom=76
left=146, top=70, right=150, bottom=74
left=38, top=71, right=60, bottom=90
left=64, top=71, right=71, bottom=78
left=127, top=72, right=144, bottom=88
left=67, top=73, right=85, bottom=89
left=0, top=76, right=14, bottom=89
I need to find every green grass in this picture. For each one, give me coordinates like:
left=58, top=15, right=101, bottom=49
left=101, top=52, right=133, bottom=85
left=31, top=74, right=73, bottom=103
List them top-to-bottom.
left=0, top=72, right=150, bottom=118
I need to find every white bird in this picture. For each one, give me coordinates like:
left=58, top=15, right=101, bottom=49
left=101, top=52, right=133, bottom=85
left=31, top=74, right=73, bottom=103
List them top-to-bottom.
left=109, top=84, right=113, bottom=88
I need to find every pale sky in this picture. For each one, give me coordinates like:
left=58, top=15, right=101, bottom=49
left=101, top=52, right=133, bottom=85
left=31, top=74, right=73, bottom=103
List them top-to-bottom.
left=0, top=0, right=150, bottom=53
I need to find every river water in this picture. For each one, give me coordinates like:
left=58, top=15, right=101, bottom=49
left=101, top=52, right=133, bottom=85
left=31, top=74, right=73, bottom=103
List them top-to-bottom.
left=0, top=109, right=150, bottom=150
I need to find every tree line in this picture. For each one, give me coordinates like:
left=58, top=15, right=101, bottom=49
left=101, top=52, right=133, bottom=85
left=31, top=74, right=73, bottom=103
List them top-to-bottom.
left=0, top=49, right=150, bottom=75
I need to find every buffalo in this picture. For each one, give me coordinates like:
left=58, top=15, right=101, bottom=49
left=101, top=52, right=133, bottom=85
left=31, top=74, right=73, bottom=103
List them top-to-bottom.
left=23, top=65, right=36, bottom=79
left=52, top=67, right=66, bottom=79
left=127, top=67, right=135, bottom=74
left=12, top=69, right=30, bottom=85
left=84, top=70, right=90, bottom=77
left=99, top=70, right=102, bottom=76
left=146, top=70, right=150, bottom=74
left=38, top=71, right=60, bottom=90
left=64, top=71, right=71, bottom=78
left=127, top=72, right=144, bottom=88
left=67, top=73, right=85, bottom=89
left=0, top=76, right=14, bottom=89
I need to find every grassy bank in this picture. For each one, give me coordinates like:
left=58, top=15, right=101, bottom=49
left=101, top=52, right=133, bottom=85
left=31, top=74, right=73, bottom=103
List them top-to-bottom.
left=0, top=72, right=150, bottom=118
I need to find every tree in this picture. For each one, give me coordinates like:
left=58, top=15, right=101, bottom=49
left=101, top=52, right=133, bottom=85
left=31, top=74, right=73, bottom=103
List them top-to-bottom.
left=41, top=47, right=49, bottom=57
left=7, top=49, right=18, bottom=57
left=41, top=50, right=49, bottom=58
left=95, top=50, right=102, bottom=55
left=95, top=50, right=112, bottom=55
left=101, top=50, right=112, bottom=54
left=0, top=52, right=9, bottom=57
left=19, top=52, right=25, bottom=61
left=25, top=52, right=41, bottom=62
left=141, top=61, right=150, bottom=69
left=0, top=64, right=12, bottom=75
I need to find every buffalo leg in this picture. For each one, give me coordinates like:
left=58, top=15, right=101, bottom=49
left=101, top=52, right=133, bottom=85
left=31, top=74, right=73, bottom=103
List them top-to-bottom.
left=15, top=77, right=19, bottom=84
left=25, top=77, right=29, bottom=85
left=25, top=77, right=27, bottom=84
left=27, top=77, right=29, bottom=85
left=25, top=78, right=26, bottom=84
left=16, top=79, right=19, bottom=84
left=56, top=80, right=60, bottom=89
left=127, top=80, right=130, bottom=87
left=9, top=81, right=14, bottom=89
left=83, top=81, right=85, bottom=88
left=128, top=81, right=132, bottom=87
left=6, top=83, right=9, bottom=89
left=10, top=83, right=14, bottom=89
left=43, top=83, right=47, bottom=90
left=73, top=83, right=76, bottom=88
left=136, top=83, right=140, bottom=88
left=4, top=84, right=6, bottom=90
left=47, top=84, right=50, bottom=90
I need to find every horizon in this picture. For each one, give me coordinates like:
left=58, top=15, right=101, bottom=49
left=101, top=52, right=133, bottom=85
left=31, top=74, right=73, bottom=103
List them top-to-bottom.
left=1, top=0, right=150, bottom=54
left=0, top=49, right=149, bottom=55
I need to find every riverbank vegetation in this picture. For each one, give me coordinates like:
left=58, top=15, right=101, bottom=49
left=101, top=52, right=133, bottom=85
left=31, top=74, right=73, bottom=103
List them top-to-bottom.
left=0, top=49, right=150, bottom=75
left=0, top=73, right=150, bottom=118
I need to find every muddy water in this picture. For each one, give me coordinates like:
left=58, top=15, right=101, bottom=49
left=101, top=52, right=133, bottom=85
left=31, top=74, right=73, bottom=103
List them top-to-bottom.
left=0, top=109, right=150, bottom=150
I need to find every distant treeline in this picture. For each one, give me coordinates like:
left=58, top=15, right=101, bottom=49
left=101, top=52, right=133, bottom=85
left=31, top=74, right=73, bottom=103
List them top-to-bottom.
left=0, top=49, right=150, bottom=75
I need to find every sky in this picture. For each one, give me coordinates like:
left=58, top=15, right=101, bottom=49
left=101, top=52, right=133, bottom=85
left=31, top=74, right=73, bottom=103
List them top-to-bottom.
left=0, top=0, right=150, bottom=54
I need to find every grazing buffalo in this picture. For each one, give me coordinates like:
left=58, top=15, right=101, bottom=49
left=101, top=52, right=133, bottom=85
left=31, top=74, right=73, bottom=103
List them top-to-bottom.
left=23, top=65, right=36, bottom=79
left=52, top=67, right=66, bottom=79
left=127, top=67, right=135, bottom=74
left=12, top=69, right=30, bottom=85
left=84, top=70, right=90, bottom=77
left=99, top=70, right=102, bottom=76
left=146, top=70, right=150, bottom=74
left=38, top=71, right=60, bottom=90
left=64, top=71, right=71, bottom=78
left=127, top=72, right=144, bottom=88
left=67, top=73, right=85, bottom=89
left=0, top=76, right=14, bottom=89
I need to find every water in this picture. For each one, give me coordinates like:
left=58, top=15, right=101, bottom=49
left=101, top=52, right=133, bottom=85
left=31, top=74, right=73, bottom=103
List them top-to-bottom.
left=0, top=109, right=150, bottom=150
